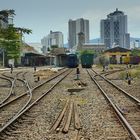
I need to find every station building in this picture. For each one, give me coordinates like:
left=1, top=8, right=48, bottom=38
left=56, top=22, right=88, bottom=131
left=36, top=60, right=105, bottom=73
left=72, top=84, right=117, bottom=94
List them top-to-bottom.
left=104, top=47, right=131, bottom=64
left=51, top=48, right=67, bottom=67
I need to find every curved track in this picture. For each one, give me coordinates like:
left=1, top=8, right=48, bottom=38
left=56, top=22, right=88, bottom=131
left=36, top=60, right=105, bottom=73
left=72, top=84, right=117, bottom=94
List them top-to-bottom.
left=0, top=68, right=71, bottom=139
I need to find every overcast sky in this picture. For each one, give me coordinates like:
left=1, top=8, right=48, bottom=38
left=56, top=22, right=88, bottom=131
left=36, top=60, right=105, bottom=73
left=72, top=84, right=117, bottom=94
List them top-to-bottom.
left=0, top=0, right=140, bottom=43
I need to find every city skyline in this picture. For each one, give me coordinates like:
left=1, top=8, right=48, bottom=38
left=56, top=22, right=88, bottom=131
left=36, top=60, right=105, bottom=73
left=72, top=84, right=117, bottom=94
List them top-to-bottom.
left=0, top=0, right=140, bottom=44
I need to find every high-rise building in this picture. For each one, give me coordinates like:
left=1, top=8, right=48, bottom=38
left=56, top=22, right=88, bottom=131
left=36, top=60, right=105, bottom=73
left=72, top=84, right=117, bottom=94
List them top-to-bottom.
left=100, top=8, right=130, bottom=49
left=68, top=18, right=89, bottom=49
left=41, top=31, right=64, bottom=54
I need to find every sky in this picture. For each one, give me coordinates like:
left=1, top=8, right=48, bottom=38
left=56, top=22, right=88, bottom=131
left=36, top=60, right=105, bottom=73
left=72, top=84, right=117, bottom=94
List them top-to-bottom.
left=0, top=0, right=140, bottom=44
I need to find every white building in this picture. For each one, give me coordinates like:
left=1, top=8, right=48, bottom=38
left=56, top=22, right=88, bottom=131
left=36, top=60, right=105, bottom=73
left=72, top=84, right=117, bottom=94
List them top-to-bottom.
left=100, top=8, right=130, bottom=49
left=68, top=18, right=89, bottom=50
left=41, top=31, right=64, bottom=54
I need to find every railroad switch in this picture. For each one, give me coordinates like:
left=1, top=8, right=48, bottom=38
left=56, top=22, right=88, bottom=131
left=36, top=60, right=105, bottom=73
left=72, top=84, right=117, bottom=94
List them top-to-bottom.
left=34, top=75, right=40, bottom=82
left=37, top=76, right=40, bottom=81
left=127, top=77, right=132, bottom=85
left=128, top=79, right=131, bottom=85
left=11, top=91, right=16, bottom=96
left=137, top=103, right=140, bottom=107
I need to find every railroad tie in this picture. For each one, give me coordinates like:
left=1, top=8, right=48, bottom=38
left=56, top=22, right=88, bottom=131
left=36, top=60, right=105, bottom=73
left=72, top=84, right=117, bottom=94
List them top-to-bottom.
left=49, top=99, right=69, bottom=132
left=62, top=100, right=73, bottom=133
left=74, top=102, right=81, bottom=130
left=72, top=130, right=81, bottom=140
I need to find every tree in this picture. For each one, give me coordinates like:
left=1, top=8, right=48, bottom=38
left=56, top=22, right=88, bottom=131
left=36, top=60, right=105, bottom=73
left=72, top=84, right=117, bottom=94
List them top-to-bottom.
left=0, top=9, right=32, bottom=66
left=0, top=9, right=15, bottom=17
left=0, top=9, right=15, bottom=28
left=0, top=25, right=20, bottom=65
left=0, top=26, right=32, bottom=66
left=14, top=27, right=32, bottom=50
left=15, top=27, right=32, bottom=36
left=51, top=45, right=58, bottom=49
left=47, top=47, right=50, bottom=52
left=131, top=48, right=140, bottom=56
left=80, top=50, right=95, bottom=55
left=99, top=55, right=109, bottom=66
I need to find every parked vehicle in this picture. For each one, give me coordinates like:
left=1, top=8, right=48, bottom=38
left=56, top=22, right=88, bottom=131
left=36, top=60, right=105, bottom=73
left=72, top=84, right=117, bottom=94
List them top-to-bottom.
left=80, top=53, right=94, bottom=68
left=67, top=54, right=79, bottom=68
left=122, top=56, right=140, bottom=65
left=122, top=56, right=130, bottom=64
left=130, top=56, right=140, bottom=64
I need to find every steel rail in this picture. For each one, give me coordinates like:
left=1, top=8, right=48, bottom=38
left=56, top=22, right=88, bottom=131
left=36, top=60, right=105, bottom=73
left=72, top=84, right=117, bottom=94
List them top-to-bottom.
left=0, top=68, right=69, bottom=109
left=0, top=69, right=72, bottom=134
left=87, top=69, right=140, bottom=140
left=92, top=69, right=140, bottom=104
left=0, top=72, right=29, bottom=105
left=0, top=76, right=16, bottom=105
left=0, top=76, right=12, bottom=86
left=0, top=76, right=12, bottom=101
left=14, top=80, right=32, bottom=116
left=49, top=99, right=70, bottom=132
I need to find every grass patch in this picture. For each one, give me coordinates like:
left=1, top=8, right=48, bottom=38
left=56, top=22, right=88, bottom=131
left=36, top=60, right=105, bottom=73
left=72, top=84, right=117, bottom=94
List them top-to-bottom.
left=119, top=68, right=140, bottom=79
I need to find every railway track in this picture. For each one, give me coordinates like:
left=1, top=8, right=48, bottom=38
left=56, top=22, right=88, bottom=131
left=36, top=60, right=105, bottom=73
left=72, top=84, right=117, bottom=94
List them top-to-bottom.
left=1, top=66, right=139, bottom=139
left=0, top=67, right=64, bottom=107
left=0, top=68, right=71, bottom=139
left=87, top=68, right=140, bottom=139
left=0, top=71, right=30, bottom=104
left=0, top=76, right=12, bottom=104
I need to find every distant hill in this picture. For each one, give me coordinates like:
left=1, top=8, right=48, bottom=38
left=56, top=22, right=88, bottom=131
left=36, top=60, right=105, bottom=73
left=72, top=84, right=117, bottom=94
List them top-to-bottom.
left=90, top=37, right=140, bottom=43
left=130, top=37, right=140, bottom=42
left=89, top=38, right=101, bottom=43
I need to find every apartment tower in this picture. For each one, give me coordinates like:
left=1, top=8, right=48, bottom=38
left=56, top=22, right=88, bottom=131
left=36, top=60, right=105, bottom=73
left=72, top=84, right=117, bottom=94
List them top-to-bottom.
left=100, top=8, right=130, bottom=49
left=68, top=18, right=89, bottom=49
left=41, top=31, right=64, bottom=54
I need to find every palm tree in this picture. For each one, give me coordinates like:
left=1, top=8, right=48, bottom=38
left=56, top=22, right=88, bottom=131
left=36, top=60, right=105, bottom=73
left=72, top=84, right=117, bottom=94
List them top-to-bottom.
left=0, top=9, right=15, bottom=17
left=0, top=9, right=15, bottom=28
left=14, top=27, right=32, bottom=48
left=14, top=27, right=32, bottom=41
left=15, top=27, right=32, bottom=38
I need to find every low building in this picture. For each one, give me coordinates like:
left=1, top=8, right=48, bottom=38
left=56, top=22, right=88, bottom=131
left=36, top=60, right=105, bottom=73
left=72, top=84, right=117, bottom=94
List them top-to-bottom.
left=20, top=43, right=47, bottom=66
left=81, top=43, right=106, bottom=53
left=104, top=47, right=131, bottom=64
left=50, top=48, right=67, bottom=67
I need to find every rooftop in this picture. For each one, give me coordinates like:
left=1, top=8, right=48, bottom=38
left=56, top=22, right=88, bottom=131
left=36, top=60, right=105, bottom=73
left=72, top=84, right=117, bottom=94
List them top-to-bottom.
left=107, top=8, right=124, bottom=17
left=104, top=47, right=131, bottom=53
